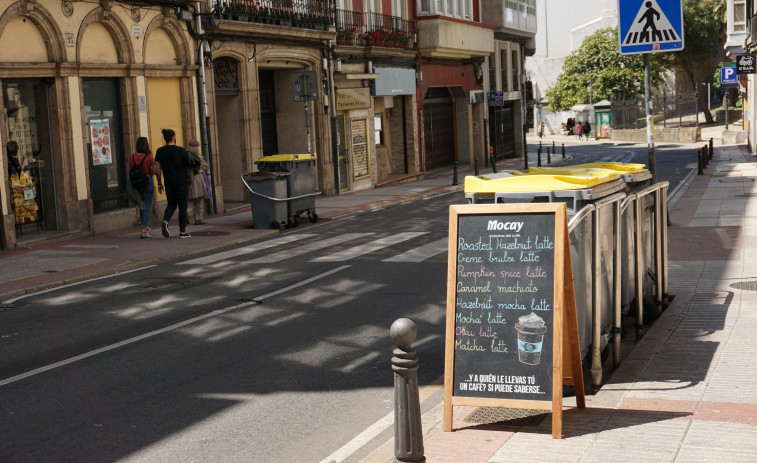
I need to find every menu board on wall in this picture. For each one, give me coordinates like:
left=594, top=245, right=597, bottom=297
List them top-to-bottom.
left=90, top=119, right=113, bottom=166
left=443, top=203, right=585, bottom=439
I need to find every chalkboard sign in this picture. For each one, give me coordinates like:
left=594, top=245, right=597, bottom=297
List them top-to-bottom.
left=443, top=203, right=585, bottom=439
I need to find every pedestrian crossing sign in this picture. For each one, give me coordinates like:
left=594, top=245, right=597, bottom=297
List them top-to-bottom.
left=618, top=0, right=684, bottom=55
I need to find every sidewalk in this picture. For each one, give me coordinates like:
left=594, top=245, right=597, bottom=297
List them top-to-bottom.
left=411, top=143, right=757, bottom=462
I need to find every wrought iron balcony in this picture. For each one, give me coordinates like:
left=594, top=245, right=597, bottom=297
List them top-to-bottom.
left=207, top=0, right=334, bottom=30
left=335, top=9, right=416, bottom=51
left=750, top=13, right=757, bottom=49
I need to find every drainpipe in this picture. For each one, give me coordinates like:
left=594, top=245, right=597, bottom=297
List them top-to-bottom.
left=195, top=3, right=216, bottom=214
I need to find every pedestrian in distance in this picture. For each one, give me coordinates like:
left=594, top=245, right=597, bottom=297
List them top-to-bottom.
left=575, top=119, right=584, bottom=141
left=538, top=120, right=544, bottom=139
left=583, top=120, right=592, bottom=141
left=155, top=129, right=200, bottom=239
left=128, top=137, right=160, bottom=239
left=186, top=139, right=210, bottom=225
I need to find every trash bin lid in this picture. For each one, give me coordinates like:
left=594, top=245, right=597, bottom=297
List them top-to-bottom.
left=257, top=154, right=317, bottom=162
left=571, top=162, right=647, bottom=173
left=480, top=172, right=515, bottom=180
left=464, top=173, right=619, bottom=194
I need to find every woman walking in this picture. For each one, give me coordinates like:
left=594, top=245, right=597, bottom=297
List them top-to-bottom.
left=575, top=120, right=584, bottom=141
left=128, top=137, right=160, bottom=238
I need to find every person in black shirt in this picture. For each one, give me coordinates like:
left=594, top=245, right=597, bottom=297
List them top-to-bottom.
left=155, top=129, right=198, bottom=238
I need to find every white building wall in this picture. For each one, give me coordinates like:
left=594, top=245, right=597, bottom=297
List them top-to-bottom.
left=526, top=0, right=618, bottom=133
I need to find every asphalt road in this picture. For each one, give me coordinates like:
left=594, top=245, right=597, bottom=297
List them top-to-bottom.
left=0, top=143, right=697, bottom=463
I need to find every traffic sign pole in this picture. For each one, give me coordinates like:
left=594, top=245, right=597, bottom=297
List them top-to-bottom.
left=645, top=54, right=657, bottom=184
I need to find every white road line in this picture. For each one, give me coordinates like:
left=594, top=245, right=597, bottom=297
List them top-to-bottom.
left=311, top=232, right=428, bottom=262
left=248, top=233, right=372, bottom=263
left=177, top=234, right=315, bottom=265
left=383, top=238, right=448, bottom=262
left=2, top=265, right=158, bottom=304
left=252, top=265, right=350, bottom=302
left=1, top=266, right=348, bottom=387
left=0, top=299, right=257, bottom=388
left=318, top=372, right=444, bottom=463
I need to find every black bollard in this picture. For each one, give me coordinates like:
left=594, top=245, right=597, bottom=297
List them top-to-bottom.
left=710, top=137, right=715, bottom=159
left=552, top=141, right=556, bottom=156
left=562, top=143, right=566, bottom=158
left=547, top=144, right=552, bottom=164
left=704, top=145, right=709, bottom=167
left=524, top=147, right=529, bottom=170
left=537, top=147, right=542, bottom=167
left=698, top=149, right=704, bottom=175
left=491, top=154, right=498, bottom=173
left=474, top=158, right=479, bottom=176
left=452, top=161, right=458, bottom=186
left=391, top=318, right=425, bottom=463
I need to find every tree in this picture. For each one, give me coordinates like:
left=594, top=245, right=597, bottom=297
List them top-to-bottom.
left=674, top=0, right=725, bottom=124
left=545, top=27, right=671, bottom=112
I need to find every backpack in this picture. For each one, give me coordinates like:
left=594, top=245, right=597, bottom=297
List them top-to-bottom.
left=129, top=154, right=150, bottom=189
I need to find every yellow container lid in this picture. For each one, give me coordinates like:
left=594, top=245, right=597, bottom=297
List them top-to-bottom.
left=257, top=154, right=317, bottom=162
left=570, top=162, right=647, bottom=173
left=520, top=167, right=622, bottom=177
left=464, top=173, right=619, bottom=194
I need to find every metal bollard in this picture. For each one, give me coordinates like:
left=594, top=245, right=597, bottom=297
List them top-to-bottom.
left=710, top=137, right=715, bottom=159
left=552, top=141, right=556, bottom=156
left=562, top=143, right=566, bottom=158
left=547, top=144, right=552, bottom=164
left=704, top=145, right=709, bottom=167
left=524, top=147, right=529, bottom=169
left=537, top=147, right=542, bottom=167
left=697, top=149, right=704, bottom=175
left=490, top=154, right=498, bottom=173
left=474, top=158, right=479, bottom=176
left=452, top=162, right=458, bottom=186
left=391, top=318, right=425, bottom=463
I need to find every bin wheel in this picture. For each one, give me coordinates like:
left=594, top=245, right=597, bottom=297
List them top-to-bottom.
left=308, top=212, right=318, bottom=223
left=289, top=216, right=299, bottom=228
left=270, top=221, right=282, bottom=230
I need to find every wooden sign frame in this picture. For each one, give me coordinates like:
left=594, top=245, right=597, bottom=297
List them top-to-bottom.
left=443, top=203, right=585, bottom=439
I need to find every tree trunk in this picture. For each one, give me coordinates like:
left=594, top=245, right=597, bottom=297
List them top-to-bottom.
left=683, top=62, right=714, bottom=124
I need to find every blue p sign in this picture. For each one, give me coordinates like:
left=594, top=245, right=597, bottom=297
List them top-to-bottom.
left=721, top=65, right=738, bottom=85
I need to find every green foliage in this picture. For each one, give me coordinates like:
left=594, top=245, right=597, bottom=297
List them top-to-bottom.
left=676, top=0, right=725, bottom=84
left=545, top=27, right=672, bottom=112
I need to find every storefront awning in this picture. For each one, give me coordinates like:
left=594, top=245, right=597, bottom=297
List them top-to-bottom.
left=570, top=104, right=594, bottom=112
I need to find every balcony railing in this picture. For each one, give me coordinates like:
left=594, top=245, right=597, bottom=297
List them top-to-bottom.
left=208, top=0, right=334, bottom=30
left=335, top=9, right=416, bottom=51
left=750, top=13, right=757, bottom=48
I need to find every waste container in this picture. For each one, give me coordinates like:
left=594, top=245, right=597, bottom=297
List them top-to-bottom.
left=256, top=154, right=319, bottom=225
left=516, top=163, right=654, bottom=315
left=242, top=172, right=290, bottom=229
left=464, top=173, right=625, bottom=360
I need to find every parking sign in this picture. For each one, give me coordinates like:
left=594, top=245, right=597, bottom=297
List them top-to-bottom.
left=721, top=65, right=738, bottom=87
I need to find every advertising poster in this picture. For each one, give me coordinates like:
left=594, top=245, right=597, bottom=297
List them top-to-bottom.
left=90, top=119, right=113, bottom=166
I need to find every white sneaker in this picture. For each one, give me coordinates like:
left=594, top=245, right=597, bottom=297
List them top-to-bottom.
left=161, top=221, right=170, bottom=238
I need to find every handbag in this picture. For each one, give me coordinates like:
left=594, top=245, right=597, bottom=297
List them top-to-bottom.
left=202, top=171, right=211, bottom=199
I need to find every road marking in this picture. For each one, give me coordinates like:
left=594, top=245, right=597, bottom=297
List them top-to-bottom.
left=312, top=232, right=427, bottom=262
left=248, top=233, right=372, bottom=263
left=177, top=234, right=315, bottom=265
left=383, top=238, right=447, bottom=262
left=2, top=265, right=158, bottom=304
left=252, top=265, right=350, bottom=302
left=0, top=266, right=348, bottom=387
left=0, top=299, right=256, bottom=388
left=318, top=373, right=444, bottom=463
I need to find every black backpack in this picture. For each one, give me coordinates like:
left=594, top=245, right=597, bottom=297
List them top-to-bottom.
left=129, top=154, right=150, bottom=189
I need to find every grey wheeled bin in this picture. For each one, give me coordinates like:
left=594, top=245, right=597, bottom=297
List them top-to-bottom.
left=256, top=154, right=319, bottom=226
left=242, top=172, right=290, bottom=229
left=464, top=173, right=626, bottom=367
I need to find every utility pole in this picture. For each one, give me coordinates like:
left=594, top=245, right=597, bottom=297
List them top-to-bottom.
left=644, top=54, right=657, bottom=184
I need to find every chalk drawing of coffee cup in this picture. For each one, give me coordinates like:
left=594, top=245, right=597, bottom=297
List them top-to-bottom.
left=515, top=312, right=547, bottom=365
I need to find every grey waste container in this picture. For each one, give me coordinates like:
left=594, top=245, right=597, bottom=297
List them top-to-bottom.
left=256, top=154, right=318, bottom=225
left=242, top=172, right=289, bottom=230
left=464, top=173, right=626, bottom=360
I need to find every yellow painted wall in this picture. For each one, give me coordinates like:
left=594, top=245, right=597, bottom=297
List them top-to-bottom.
left=0, top=17, right=48, bottom=62
left=80, top=22, right=118, bottom=64
left=145, top=28, right=177, bottom=65
left=147, top=77, right=183, bottom=201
